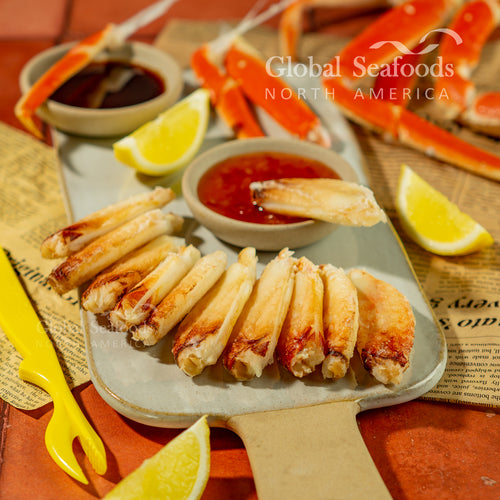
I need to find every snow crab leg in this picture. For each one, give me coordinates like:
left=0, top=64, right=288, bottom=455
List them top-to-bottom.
left=191, top=0, right=331, bottom=146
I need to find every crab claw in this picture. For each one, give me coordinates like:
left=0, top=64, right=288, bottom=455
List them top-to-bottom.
left=15, top=24, right=116, bottom=139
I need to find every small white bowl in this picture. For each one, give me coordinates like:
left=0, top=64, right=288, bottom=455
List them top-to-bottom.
left=19, top=41, right=183, bottom=138
left=182, top=138, right=360, bottom=251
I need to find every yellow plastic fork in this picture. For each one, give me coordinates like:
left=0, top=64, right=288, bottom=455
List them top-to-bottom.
left=0, top=247, right=107, bottom=483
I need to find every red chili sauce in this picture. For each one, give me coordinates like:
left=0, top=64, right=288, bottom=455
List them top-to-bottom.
left=50, top=61, right=165, bottom=109
left=197, top=152, right=340, bottom=225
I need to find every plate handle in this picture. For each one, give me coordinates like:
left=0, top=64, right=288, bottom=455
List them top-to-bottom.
left=227, top=400, right=391, bottom=500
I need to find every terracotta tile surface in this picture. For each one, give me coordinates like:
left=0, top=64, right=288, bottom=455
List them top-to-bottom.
left=0, top=0, right=68, bottom=39
left=1, top=384, right=499, bottom=499
left=358, top=401, right=500, bottom=499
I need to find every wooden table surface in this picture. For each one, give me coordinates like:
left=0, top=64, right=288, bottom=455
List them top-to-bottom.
left=0, top=1, right=499, bottom=499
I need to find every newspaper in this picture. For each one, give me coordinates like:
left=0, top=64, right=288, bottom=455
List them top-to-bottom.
left=156, top=20, right=500, bottom=407
left=0, top=122, right=87, bottom=410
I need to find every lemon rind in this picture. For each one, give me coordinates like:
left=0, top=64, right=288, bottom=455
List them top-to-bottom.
left=113, top=89, right=210, bottom=176
left=396, top=165, right=493, bottom=256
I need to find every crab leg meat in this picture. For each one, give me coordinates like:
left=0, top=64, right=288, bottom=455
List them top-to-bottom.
left=320, top=0, right=500, bottom=181
left=336, top=0, right=455, bottom=83
left=15, top=25, right=116, bottom=139
left=250, top=177, right=387, bottom=226
left=41, top=186, right=175, bottom=259
left=47, top=209, right=173, bottom=295
left=81, top=234, right=182, bottom=314
left=109, top=245, right=201, bottom=332
left=173, top=247, right=257, bottom=377
left=223, top=248, right=296, bottom=381
left=133, top=250, right=227, bottom=346
left=276, top=256, right=325, bottom=378
left=320, top=264, right=358, bottom=380
left=349, top=269, right=415, bottom=385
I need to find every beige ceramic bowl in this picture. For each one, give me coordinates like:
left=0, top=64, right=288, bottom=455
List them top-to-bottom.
left=19, top=41, right=183, bottom=138
left=182, top=138, right=360, bottom=251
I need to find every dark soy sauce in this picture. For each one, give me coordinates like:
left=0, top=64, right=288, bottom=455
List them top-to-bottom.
left=50, top=61, right=165, bottom=109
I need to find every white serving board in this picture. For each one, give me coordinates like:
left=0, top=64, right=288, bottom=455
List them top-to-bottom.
left=54, top=75, right=446, bottom=428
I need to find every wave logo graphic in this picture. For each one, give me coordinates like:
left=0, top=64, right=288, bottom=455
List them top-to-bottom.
left=369, top=29, right=463, bottom=55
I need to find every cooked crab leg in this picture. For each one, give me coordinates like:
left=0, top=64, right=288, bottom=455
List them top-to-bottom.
left=15, top=0, right=179, bottom=138
left=191, top=0, right=330, bottom=146
left=279, top=0, right=397, bottom=61
left=321, top=0, right=500, bottom=181
left=336, top=0, right=454, bottom=82
left=435, top=0, right=500, bottom=136
left=15, top=25, right=116, bottom=139
left=224, top=37, right=330, bottom=146
left=191, top=45, right=265, bottom=138
left=324, top=76, right=500, bottom=179
left=462, top=92, right=500, bottom=137
left=398, top=109, right=500, bottom=179
left=250, top=178, right=387, bottom=226
left=41, top=187, right=175, bottom=259
left=48, top=210, right=174, bottom=295
left=81, top=235, right=182, bottom=314
left=109, top=245, right=201, bottom=331
left=173, top=247, right=257, bottom=377
left=223, top=248, right=296, bottom=381
left=133, top=250, right=227, bottom=346
left=276, top=256, right=325, bottom=378
left=320, top=264, right=358, bottom=380
left=349, top=269, right=415, bottom=385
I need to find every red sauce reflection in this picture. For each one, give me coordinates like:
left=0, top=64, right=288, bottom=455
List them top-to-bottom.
left=197, top=152, right=339, bottom=225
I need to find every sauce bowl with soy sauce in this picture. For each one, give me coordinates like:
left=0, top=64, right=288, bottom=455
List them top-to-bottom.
left=19, top=41, right=183, bottom=138
left=182, top=137, right=360, bottom=251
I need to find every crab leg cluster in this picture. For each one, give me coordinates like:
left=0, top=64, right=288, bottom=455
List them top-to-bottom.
left=190, top=0, right=331, bottom=147
left=280, top=0, right=500, bottom=180
left=434, top=0, right=500, bottom=136
left=191, top=44, right=265, bottom=139
left=40, top=186, right=416, bottom=385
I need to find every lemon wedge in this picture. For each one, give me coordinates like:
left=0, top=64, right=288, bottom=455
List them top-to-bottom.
left=113, top=88, right=210, bottom=176
left=396, top=164, right=494, bottom=256
left=104, top=416, right=210, bottom=500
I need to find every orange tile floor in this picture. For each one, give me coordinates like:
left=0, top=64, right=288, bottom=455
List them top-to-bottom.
left=0, top=1, right=499, bottom=499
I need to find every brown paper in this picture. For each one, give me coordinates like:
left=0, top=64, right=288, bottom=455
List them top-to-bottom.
left=156, top=20, right=500, bottom=407
left=0, top=123, right=87, bottom=410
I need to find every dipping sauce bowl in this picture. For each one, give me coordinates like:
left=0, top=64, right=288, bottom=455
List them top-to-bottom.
left=19, top=41, right=183, bottom=138
left=182, top=138, right=359, bottom=251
